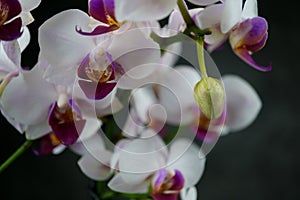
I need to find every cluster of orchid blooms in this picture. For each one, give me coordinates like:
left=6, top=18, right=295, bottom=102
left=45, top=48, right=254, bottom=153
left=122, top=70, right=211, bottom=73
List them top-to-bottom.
left=0, top=0, right=270, bottom=199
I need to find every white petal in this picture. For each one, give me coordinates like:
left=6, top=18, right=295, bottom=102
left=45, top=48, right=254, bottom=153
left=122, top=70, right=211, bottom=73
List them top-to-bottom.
left=19, top=0, right=41, bottom=11
left=115, top=0, right=177, bottom=22
left=188, top=0, right=220, bottom=6
left=221, top=0, right=243, bottom=33
left=242, top=0, right=258, bottom=19
left=196, top=4, right=224, bottom=29
left=39, top=9, right=95, bottom=70
left=168, top=9, right=185, bottom=32
left=20, top=12, right=34, bottom=26
left=18, top=27, right=30, bottom=52
left=108, top=28, right=160, bottom=81
left=2, top=40, right=21, bottom=67
left=0, top=42, right=18, bottom=75
left=43, top=63, right=77, bottom=86
left=1, top=66, right=58, bottom=125
left=157, top=66, right=200, bottom=125
left=223, top=75, right=262, bottom=132
left=131, top=87, right=157, bottom=123
left=95, top=95, right=123, bottom=116
left=122, top=109, right=145, bottom=138
left=78, top=118, right=102, bottom=141
left=26, top=122, right=51, bottom=140
left=71, top=132, right=105, bottom=155
left=118, top=134, right=168, bottom=184
left=168, top=139, right=206, bottom=188
left=78, top=150, right=112, bottom=181
left=108, top=173, right=150, bottom=193
left=180, top=187, right=197, bottom=200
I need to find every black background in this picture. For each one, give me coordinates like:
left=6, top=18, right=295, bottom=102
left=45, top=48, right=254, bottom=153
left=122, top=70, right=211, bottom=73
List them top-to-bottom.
left=0, top=0, right=299, bottom=199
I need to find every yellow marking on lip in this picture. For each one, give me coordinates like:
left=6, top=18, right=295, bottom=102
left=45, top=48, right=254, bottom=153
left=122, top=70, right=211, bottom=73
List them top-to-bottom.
left=0, top=2, right=9, bottom=25
left=50, top=133, right=61, bottom=146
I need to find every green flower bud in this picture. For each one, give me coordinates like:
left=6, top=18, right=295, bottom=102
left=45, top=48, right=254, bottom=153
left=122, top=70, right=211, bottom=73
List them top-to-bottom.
left=194, top=77, right=225, bottom=120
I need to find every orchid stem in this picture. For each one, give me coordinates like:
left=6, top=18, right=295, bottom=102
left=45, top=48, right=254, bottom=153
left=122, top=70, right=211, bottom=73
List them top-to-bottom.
left=177, top=0, right=194, bottom=27
left=197, top=37, right=208, bottom=78
left=0, top=140, right=33, bottom=174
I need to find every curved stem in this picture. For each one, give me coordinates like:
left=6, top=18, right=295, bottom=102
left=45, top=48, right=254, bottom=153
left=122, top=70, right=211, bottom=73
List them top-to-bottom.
left=177, top=0, right=194, bottom=27
left=197, top=37, right=208, bottom=78
left=0, top=140, right=33, bottom=174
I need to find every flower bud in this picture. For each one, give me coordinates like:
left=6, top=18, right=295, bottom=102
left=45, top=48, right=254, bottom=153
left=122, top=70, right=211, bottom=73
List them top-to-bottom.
left=194, top=77, right=225, bottom=119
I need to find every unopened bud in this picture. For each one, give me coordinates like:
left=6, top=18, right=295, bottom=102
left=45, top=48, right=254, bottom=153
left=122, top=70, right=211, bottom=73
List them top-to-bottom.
left=194, top=77, right=225, bottom=119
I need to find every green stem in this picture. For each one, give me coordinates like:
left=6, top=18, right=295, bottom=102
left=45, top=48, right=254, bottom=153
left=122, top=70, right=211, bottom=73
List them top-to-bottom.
left=177, top=0, right=194, bottom=27
left=197, top=37, right=208, bottom=78
left=0, top=140, right=33, bottom=174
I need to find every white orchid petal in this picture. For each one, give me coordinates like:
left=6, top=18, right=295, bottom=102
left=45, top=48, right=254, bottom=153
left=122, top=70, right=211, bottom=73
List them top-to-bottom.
left=19, top=0, right=41, bottom=11
left=115, top=0, right=177, bottom=22
left=221, top=0, right=243, bottom=33
left=242, top=0, right=258, bottom=19
left=196, top=4, right=224, bottom=29
left=39, top=9, right=95, bottom=70
left=168, top=9, right=185, bottom=32
left=20, top=12, right=34, bottom=26
left=18, top=26, right=30, bottom=52
left=108, top=29, right=160, bottom=81
left=2, top=40, right=21, bottom=67
left=0, top=43, right=18, bottom=75
left=1, top=66, right=57, bottom=125
left=157, top=66, right=200, bottom=125
left=223, top=75, right=262, bottom=132
left=132, top=87, right=157, bottom=123
left=78, top=118, right=102, bottom=141
left=26, top=122, right=51, bottom=140
left=71, top=132, right=105, bottom=155
left=118, top=134, right=167, bottom=183
left=168, top=139, right=206, bottom=188
left=78, top=150, right=112, bottom=181
left=108, top=173, right=150, bottom=193
left=180, top=187, right=197, bottom=200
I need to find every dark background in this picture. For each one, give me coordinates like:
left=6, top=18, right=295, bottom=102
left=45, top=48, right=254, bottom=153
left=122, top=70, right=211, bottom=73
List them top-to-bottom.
left=0, top=0, right=299, bottom=199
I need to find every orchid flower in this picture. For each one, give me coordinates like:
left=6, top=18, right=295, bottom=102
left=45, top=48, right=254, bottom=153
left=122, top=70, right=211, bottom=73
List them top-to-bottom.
left=0, top=0, right=40, bottom=41
left=196, top=0, right=271, bottom=71
left=39, top=9, right=161, bottom=100
left=0, top=59, right=118, bottom=155
left=107, top=130, right=205, bottom=200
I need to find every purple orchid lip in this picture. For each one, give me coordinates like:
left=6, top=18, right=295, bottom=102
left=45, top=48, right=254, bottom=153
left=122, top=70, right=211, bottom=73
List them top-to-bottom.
left=0, top=0, right=22, bottom=41
left=77, top=0, right=118, bottom=36
left=89, top=0, right=116, bottom=25
left=76, top=24, right=119, bottom=36
left=234, top=48, right=272, bottom=72
left=78, top=52, right=124, bottom=100
left=78, top=80, right=117, bottom=100
left=48, top=102, right=86, bottom=146
left=32, top=132, right=61, bottom=156
left=152, top=169, right=184, bottom=196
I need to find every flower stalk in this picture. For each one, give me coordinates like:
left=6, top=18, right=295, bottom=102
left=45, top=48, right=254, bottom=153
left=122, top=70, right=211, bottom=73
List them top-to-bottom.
left=0, top=140, right=33, bottom=174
